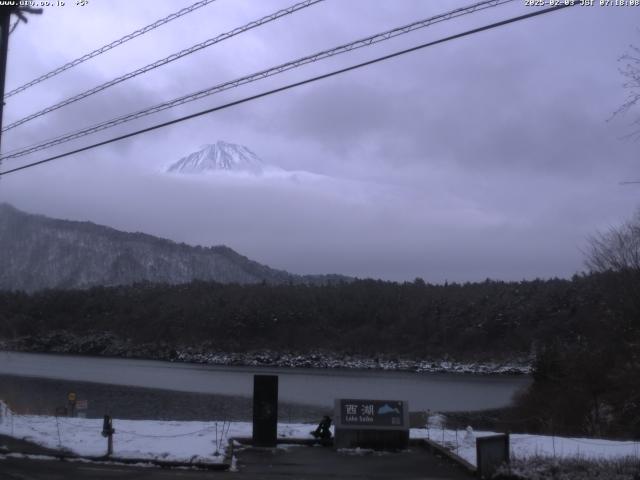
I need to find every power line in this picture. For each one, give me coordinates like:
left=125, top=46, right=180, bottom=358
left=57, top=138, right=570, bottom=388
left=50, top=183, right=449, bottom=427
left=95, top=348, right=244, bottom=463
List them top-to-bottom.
left=1, top=0, right=515, bottom=161
left=2, top=0, right=324, bottom=133
left=3, top=0, right=218, bottom=99
left=0, top=3, right=576, bottom=178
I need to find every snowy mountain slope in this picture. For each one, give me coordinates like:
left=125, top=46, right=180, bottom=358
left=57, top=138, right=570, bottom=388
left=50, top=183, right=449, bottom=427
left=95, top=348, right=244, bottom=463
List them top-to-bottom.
left=164, top=141, right=371, bottom=193
left=166, top=141, right=271, bottom=175
left=0, top=203, right=349, bottom=292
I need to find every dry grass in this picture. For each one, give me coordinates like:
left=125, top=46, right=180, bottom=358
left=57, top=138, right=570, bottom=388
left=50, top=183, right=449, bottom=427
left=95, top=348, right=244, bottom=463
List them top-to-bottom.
left=494, top=455, right=640, bottom=479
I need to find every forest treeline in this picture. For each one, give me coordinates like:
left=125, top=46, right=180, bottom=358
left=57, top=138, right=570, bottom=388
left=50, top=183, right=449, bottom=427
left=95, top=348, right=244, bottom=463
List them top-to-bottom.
left=1, top=269, right=639, bottom=437
left=0, top=274, right=618, bottom=360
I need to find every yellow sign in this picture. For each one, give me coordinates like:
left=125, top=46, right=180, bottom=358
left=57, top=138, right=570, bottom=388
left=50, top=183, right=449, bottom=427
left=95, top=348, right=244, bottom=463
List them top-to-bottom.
left=68, top=392, right=76, bottom=402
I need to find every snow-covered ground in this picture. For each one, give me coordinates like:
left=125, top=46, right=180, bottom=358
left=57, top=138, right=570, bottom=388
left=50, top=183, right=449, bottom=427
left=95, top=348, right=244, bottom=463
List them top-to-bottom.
left=0, top=402, right=314, bottom=464
left=2, top=402, right=639, bottom=467
left=411, top=426, right=640, bottom=467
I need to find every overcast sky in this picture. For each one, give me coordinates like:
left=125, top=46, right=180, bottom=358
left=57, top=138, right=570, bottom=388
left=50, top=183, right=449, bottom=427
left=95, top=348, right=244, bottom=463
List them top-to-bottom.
left=0, top=0, right=638, bottom=282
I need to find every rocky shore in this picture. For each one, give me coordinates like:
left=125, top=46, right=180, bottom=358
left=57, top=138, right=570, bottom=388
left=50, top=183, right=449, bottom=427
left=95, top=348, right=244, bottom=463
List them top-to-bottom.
left=0, top=331, right=532, bottom=376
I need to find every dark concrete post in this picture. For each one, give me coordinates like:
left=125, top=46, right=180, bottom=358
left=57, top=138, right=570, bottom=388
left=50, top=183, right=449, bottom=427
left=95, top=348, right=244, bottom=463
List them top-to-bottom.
left=252, top=375, right=278, bottom=446
left=476, top=433, right=509, bottom=479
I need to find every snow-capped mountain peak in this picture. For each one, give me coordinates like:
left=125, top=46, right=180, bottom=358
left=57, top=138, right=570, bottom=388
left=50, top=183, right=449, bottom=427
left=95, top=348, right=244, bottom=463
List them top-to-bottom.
left=167, top=141, right=265, bottom=174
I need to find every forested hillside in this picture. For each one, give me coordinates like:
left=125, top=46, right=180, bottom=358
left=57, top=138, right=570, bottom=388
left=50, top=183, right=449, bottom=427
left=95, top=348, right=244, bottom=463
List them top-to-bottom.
left=0, top=203, right=347, bottom=292
left=0, top=273, right=626, bottom=361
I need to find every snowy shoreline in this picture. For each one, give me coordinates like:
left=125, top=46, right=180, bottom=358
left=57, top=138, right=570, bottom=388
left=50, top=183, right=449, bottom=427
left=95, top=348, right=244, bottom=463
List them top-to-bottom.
left=0, top=337, right=532, bottom=375
left=172, top=349, right=532, bottom=375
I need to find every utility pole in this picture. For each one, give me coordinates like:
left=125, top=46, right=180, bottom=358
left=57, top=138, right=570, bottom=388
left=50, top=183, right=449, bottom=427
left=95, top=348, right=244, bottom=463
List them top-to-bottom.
left=0, top=5, right=42, bottom=158
left=0, top=6, right=12, bottom=155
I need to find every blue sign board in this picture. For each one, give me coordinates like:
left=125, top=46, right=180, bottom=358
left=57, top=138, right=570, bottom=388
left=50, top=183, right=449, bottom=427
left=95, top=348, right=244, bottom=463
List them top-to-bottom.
left=338, top=399, right=407, bottom=428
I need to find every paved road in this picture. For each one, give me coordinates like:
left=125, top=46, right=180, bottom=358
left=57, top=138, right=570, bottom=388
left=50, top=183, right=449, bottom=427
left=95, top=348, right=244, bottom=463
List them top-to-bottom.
left=0, top=434, right=471, bottom=479
left=234, top=444, right=471, bottom=479
left=0, top=447, right=470, bottom=480
left=0, top=456, right=221, bottom=479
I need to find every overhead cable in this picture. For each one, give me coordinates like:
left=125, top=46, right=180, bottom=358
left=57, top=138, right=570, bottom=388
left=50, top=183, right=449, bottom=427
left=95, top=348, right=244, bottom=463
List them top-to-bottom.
left=1, top=0, right=515, bottom=160
left=2, top=0, right=324, bottom=132
left=4, top=0, right=218, bottom=99
left=0, top=3, right=577, bottom=177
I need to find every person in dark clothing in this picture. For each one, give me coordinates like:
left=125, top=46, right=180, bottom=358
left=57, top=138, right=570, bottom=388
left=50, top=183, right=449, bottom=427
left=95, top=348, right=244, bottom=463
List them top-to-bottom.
left=311, top=415, right=332, bottom=440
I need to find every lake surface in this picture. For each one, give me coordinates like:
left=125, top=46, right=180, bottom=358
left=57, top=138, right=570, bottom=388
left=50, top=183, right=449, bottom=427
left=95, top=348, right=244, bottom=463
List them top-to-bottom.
left=0, top=351, right=530, bottom=411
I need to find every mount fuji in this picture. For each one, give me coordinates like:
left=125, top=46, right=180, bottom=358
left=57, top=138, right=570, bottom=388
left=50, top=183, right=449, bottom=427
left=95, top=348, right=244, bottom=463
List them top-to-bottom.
left=163, top=140, right=368, bottom=194
left=166, top=141, right=277, bottom=175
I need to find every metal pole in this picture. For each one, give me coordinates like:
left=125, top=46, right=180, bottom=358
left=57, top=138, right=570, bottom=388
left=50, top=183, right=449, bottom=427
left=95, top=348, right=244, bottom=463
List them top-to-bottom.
left=0, top=6, right=42, bottom=157
left=0, top=8, right=11, bottom=154
left=102, top=414, right=115, bottom=457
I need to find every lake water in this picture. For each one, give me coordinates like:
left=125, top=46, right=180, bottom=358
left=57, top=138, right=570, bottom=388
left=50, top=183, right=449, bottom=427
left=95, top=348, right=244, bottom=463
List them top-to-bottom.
left=0, top=351, right=530, bottom=411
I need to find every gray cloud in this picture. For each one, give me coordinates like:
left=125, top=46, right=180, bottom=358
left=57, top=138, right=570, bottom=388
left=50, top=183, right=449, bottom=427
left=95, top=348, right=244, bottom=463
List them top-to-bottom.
left=0, top=0, right=638, bottom=283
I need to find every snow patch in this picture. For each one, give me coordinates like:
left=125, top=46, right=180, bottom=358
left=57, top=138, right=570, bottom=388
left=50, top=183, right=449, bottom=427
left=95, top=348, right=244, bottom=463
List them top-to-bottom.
left=4, top=402, right=636, bottom=469
left=0, top=404, right=315, bottom=465
left=412, top=424, right=640, bottom=467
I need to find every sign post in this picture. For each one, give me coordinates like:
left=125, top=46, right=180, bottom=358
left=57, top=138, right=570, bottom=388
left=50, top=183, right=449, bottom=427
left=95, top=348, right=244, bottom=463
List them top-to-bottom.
left=252, top=375, right=278, bottom=447
left=67, top=392, right=77, bottom=417
left=334, top=398, right=409, bottom=450
left=76, top=399, right=88, bottom=418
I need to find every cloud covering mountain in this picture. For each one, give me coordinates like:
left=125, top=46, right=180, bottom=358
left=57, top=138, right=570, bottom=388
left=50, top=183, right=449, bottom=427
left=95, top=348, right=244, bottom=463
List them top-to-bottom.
left=0, top=1, right=637, bottom=282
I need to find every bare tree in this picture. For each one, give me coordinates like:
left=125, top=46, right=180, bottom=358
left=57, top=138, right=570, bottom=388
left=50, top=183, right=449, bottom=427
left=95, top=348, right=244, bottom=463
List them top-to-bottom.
left=613, top=42, right=640, bottom=139
left=585, top=210, right=640, bottom=273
